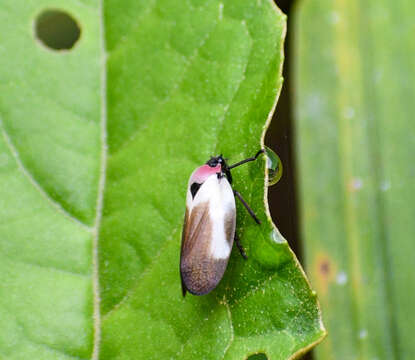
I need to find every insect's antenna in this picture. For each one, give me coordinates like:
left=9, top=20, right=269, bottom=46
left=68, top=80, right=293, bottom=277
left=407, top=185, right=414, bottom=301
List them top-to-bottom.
left=228, top=149, right=264, bottom=170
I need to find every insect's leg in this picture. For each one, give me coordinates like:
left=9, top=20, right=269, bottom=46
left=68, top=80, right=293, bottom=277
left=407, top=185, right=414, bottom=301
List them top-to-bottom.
left=228, top=149, right=264, bottom=170
left=233, top=190, right=261, bottom=224
left=234, top=232, right=247, bottom=259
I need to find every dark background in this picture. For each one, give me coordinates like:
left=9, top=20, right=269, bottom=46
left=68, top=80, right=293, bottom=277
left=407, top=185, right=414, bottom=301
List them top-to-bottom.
left=265, top=0, right=301, bottom=260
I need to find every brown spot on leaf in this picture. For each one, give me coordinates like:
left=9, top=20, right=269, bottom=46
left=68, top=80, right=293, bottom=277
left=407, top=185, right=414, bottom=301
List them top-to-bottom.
left=313, top=253, right=337, bottom=296
left=319, top=260, right=330, bottom=275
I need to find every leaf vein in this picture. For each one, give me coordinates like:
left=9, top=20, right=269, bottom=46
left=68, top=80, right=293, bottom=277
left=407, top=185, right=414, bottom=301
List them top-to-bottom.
left=91, top=0, right=109, bottom=357
left=114, top=17, right=220, bottom=154
left=0, top=120, right=92, bottom=231
left=102, top=225, right=180, bottom=320
left=222, top=297, right=234, bottom=359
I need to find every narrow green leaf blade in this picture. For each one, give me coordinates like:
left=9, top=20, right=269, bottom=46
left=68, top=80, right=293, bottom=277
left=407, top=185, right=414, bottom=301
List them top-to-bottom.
left=294, top=0, right=415, bottom=358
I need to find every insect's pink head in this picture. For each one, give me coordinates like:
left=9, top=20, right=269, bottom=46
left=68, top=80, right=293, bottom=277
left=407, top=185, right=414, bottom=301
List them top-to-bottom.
left=189, top=155, right=229, bottom=185
left=190, top=164, right=221, bottom=184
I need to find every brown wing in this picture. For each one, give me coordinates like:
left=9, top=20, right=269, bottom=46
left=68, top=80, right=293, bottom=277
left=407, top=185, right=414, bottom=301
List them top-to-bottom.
left=180, top=201, right=234, bottom=296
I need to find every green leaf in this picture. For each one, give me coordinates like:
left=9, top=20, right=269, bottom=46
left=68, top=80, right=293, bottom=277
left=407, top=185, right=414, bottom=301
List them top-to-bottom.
left=0, top=0, right=324, bottom=359
left=294, top=0, right=415, bottom=359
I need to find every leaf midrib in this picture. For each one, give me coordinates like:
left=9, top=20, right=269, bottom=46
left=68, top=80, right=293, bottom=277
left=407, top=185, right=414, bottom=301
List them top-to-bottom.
left=91, top=0, right=108, bottom=358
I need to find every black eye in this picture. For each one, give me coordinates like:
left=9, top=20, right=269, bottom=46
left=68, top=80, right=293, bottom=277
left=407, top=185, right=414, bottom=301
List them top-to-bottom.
left=206, top=158, right=219, bottom=167
left=190, top=182, right=202, bottom=199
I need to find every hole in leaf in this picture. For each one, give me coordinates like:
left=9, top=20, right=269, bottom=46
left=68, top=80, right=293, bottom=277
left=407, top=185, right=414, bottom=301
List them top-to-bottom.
left=34, top=10, right=81, bottom=50
left=247, top=353, right=268, bottom=360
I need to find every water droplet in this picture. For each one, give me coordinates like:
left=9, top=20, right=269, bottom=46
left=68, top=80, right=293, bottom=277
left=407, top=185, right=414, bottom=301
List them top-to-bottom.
left=329, top=11, right=340, bottom=24
left=343, top=106, right=355, bottom=119
left=264, top=146, right=283, bottom=186
left=350, top=177, right=363, bottom=191
left=380, top=180, right=391, bottom=191
left=271, top=229, right=286, bottom=244
left=336, top=271, right=348, bottom=285
left=359, top=329, right=368, bottom=339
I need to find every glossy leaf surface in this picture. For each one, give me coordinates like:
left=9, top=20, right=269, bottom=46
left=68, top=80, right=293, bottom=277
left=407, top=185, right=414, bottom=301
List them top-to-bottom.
left=0, top=0, right=324, bottom=358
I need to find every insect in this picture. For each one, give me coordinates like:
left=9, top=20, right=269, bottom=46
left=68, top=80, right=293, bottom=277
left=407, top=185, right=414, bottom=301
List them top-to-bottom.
left=180, top=149, right=264, bottom=296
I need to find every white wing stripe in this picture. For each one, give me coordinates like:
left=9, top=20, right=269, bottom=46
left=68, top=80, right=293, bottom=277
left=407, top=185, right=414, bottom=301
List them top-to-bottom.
left=186, top=174, right=235, bottom=260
